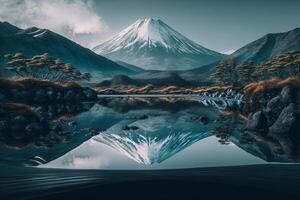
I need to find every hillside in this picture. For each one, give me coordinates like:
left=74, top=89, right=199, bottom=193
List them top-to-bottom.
left=0, top=22, right=136, bottom=81
left=231, top=28, right=300, bottom=64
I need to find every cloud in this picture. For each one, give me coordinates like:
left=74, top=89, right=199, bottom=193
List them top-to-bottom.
left=0, top=0, right=108, bottom=47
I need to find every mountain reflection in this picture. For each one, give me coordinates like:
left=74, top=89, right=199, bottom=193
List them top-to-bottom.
left=0, top=97, right=299, bottom=168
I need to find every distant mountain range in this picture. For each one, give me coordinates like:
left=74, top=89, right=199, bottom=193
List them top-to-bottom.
left=93, top=18, right=225, bottom=71
left=1, top=20, right=300, bottom=85
left=0, top=21, right=137, bottom=81
left=231, top=28, right=300, bottom=64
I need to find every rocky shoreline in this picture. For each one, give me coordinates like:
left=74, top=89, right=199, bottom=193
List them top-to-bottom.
left=0, top=78, right=99, bottom=148
left=0, top=78, right=98, bottom=104
left=243, top=85, right=300, bottom=158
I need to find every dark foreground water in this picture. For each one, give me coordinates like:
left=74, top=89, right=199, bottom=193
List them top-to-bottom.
left=0, top=96, right=298, bottom=170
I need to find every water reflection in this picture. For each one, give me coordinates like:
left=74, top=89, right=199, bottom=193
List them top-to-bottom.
left=0, top=96, right=298, bottom=169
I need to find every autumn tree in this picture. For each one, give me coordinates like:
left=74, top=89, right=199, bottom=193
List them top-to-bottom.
left=4, top=53, right=91, bottom=83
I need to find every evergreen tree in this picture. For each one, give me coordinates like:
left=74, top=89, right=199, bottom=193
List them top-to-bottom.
left=4, top=53, right=91, bottom=83
left=211, top=59, right=238, bottom=86
left=236, top=60, right=255, bottom=85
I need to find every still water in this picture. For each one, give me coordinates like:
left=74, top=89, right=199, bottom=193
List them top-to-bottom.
left=0, top=96, right=295, bottom=170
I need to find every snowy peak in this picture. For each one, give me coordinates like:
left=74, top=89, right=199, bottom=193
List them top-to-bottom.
left=93, top=18, right=225, bottom=70
left=94, top=18, right=218, bottom=54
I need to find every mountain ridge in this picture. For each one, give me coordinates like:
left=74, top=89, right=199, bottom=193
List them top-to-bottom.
left=0, top=21, right=136, bottom=81
left=231, top=27, right=300, bottom=63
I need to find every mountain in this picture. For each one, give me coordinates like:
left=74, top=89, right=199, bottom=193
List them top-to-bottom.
left=93, top=18, right=225, bottom=71
left=0, top=21, right=137, bottom=81
left=231, top=28, right=300, bottom=64
left=115, top=60, right=146, bottom=73
left=98, top=72, right=192, bottom=87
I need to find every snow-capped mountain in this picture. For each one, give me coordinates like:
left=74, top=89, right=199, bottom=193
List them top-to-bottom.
left=93, top=18, right=225, bottom=71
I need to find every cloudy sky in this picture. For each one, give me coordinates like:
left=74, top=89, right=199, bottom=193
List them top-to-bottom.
left=0, top=0, right=300, bottom=53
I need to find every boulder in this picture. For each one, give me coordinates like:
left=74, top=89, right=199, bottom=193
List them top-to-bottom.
left=280, top=86, right=297, bottom=106
left=46, top=87, right=57, bottom=101
left=82, top=88, right=98, bottom=100
left=34, top=89, right=48, bottom=103
left=63, top=90, right=77, bottom=101
left=264, top=96, right=284, bottom=126
left=269, top=103, right=300, bottom=137
left=245, top=111, right=268, bottom=135
left=10, top=115, right=30, bottom=132
left=199, top=116, right=210, bottom=125
left=68, top=121, right=78, bottom=126
left=25, top=122, right=45, bottom=136
left=122, top=125, right=139, bottom=131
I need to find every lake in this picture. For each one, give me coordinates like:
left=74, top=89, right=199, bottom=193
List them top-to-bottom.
left=0, top=96, right=296, bottom=170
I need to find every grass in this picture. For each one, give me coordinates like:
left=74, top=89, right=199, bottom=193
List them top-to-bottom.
left=0, top=77, right=81, bottom=92
left=244, top=77, right=300, bottom=96
left=95, top=85, right=232, bottom=95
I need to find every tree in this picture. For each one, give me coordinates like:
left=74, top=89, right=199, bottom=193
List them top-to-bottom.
left=257, top=51, right=300, bottom=80
left=4, top=53, right=91, bottom=83
left=211, top=59, right=238, bottom=86
left=236, top=60, right=255, bottom=86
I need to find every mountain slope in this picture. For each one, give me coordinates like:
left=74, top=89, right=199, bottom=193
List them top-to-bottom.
left=93, top=18, right=225, bottom=71
left=0, top=21, right=136, bottom=81
left=231, top=28, right=300, bottom=63
left=115, top=61, right=146, bottom=73
left=98, top=72, right=192, bottom=87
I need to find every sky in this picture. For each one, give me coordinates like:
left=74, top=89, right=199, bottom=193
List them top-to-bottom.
left=0, top=0, right=300, bottom=53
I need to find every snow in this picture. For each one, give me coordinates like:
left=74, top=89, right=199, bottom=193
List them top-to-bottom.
left=93, top=18, right=219, bottom=56
left=25, top=28, right=47, bottom=38
left=33, top=30, right=47, bottom=38
left=221, top=49, right=236, bottom=55
left=93, top=115, right=212, bottom=164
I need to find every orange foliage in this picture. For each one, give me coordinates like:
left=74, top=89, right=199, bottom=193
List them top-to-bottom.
left=244, top=77, right=300, bottom=96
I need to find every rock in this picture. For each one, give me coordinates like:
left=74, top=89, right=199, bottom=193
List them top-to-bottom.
left=280, top=86, right=297, bottom=105
left=46, top=87, right=57, bottom=101
left=83, top=88, right=98, bottom=100
left=34, top=89, right=48, bottom=103
left=63, top=90, right=77, bottom=101
left=56, top=91, right=63, bottom=101
left=264, top=96, right=284, bottom=126
left=269, top=103, right=299, bottom=137
left=269, top=103, right=300, bottom=156
left=246, top=111, right=268, bottom=135
left=10, top=115, right=30, bottom=131
left=129, top=115, right=148, bottom=120
left=199, top=116, right=210, bottom=125
left=68, top=121, right=78, bottom=126
left=25, top=122, right=45, bottom=136
left=52, top=125, right=63, bottom=133
left=122, top=125, right=139, bottom=131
